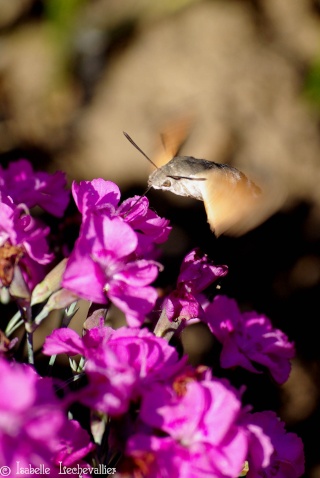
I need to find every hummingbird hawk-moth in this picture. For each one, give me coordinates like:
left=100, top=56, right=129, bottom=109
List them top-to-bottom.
left=123, top=129, right=275, bottom=237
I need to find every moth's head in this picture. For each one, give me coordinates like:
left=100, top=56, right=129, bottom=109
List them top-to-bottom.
left=148, top=167, right=205, bottom=200
left=148, top=169, right=174, bottom=191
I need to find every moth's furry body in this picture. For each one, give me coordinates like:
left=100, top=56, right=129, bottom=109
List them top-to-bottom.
left=123, top=131, right=275, bottom=237
left=148, top=155, right=261, bottom=236
left=148, top=156, right=250, bottom=200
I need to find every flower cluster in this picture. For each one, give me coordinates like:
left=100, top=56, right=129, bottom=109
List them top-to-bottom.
left=0, top=159, right=305, bottom=477
left=0, top=160, right=69, bottom=295
left=62, top=179, right=170, bottom=326
left=0, top=358, right=94, bottom=476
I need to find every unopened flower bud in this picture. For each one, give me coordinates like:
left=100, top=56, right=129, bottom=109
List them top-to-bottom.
left=31, top=258, right=68, bottom=306
left=9, top=265, right=31, bottom=301
left=30, top=288, right=79, bottom=332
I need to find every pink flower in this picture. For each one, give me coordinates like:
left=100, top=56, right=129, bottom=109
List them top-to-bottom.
left=0, top=159, right=70, bottom=217
left=72, top=178, right=120, bottom=217
left=72, top=179, right=171, bottom=257
left=64, top=182, right=171, bottom=325
left=0, top=195, right=53, bottom=290
left=117, top=195, right=171, bottom=257
left=62, top=213, right=159, bottom=326
left=163, top=248, right=228, bottom=322
left=177, top=248, right=228, bottom=289
left=204, top=295, right=295, bottom=384
left=43, top=325, right=187, bottom=415
left=43, top=326, right=135, bottom=416
left=103, top=326, right=188, bottom=397
left=80, top=345, right=137, bottom=416
left=0, top=358, right=94, bottom=473
left=125, top=374, right=248, bottom=478
left=244, top=411, right=305, bottom=477
left=52, top=419, right=95, bottom=470
left=125, top=434, right=192, bottom=477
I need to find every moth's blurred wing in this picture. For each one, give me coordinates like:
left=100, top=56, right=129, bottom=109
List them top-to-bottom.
left=153, top=114, right=195, bottom=168
left=201, top=168, right=283, bottom=237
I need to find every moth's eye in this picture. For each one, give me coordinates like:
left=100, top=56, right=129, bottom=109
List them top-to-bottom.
left=162, top=179, right=172, bottom=188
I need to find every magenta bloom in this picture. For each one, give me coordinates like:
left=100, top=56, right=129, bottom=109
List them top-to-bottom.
left=0, top=159, right=70, bottom=217
left=72, top=178, right=121, bottom=218
left=63, top=179, right=168, bottom=326
left=72, top=179, right=171, bottom=257
left=0, top=195, right=53, bottom=290
left=117, top=195, right=171, bottom=257
left=62, top=212, right=159, bottom=327
left=163, top=248, right=228, bottom=322
left=204, top=295, right=295, bottom=384
left=43, top=325, right=187, bottom=415
left=43, top=325, right=136, bottom=416
left=103, top=326, right=188, bottom=396
left=81, top=346, right=137, bottom=417
left=0, top=358, right=94, bottom=472
left=126, top=376, right=248, bottom=478
left=245, top=411, right=305, bottom=477
left=52, top=419, right=95, bottom=467
left=125, top=434, right=194, bottom=477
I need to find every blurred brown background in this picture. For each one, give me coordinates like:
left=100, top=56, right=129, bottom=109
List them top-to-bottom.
left=1, top=1, right=320, bottom=476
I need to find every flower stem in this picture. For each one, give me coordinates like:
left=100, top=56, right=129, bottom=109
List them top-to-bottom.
left=18, top=301, right=34, bottom=364
left=153, top=309, right=185, bottom=341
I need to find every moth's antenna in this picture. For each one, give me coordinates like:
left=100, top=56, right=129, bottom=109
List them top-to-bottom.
left=123, top=132, right=159, bottom=169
